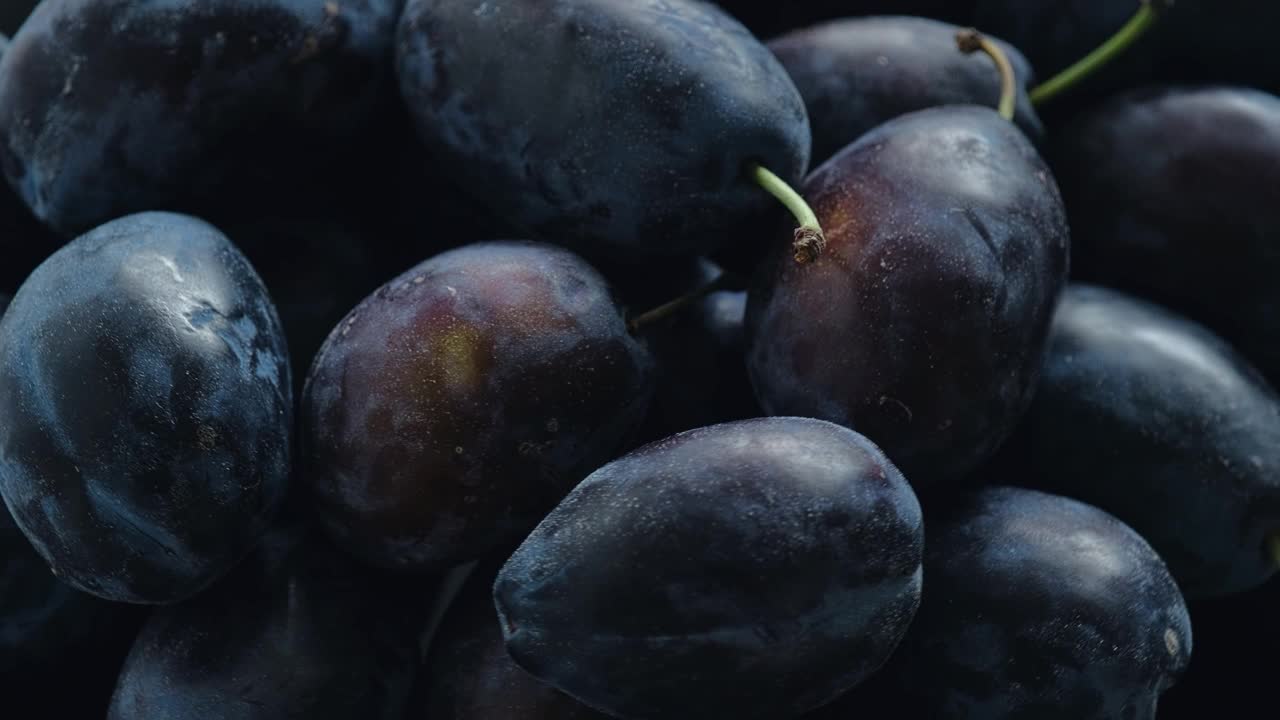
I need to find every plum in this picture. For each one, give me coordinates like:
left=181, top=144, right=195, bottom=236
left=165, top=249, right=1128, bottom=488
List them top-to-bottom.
left=0, top=0, right=402, bottom=236
left=395, top=0, right=809, bottom=258
left=769, top=16, right=1042, bottom=165
left=1049, top=85, right=1280, bottom=383
left=746, top=105, right=1069, bottom=490
left=0, top=211, right=292, bottom=603
left=301, top=240, right=655, bottom=572
left=997, top=284, right=1280, bottom=598
left=494, top=417, right=924, bottom=719
left=876, top=487, right=1192, bottom=719
left=108, top=526, right=432, bottom=719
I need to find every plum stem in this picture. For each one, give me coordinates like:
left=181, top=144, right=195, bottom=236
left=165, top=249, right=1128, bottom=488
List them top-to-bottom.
left=1029, top=0, right=1172, bottom=106
left=956, top=29, right=1017, bottom=121
left=748, top=163, right=826, bottom=265
left=627, top=272, right=738, bottom=334
left=1268, top=534, right=1280, bottom=569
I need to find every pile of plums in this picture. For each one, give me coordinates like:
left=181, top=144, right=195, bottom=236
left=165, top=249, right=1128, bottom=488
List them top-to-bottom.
left=1, top=1, right=1278, bottom=718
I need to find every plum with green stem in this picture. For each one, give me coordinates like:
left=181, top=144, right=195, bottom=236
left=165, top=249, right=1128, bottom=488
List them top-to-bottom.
left=746, top=35, right=1069, bottom=490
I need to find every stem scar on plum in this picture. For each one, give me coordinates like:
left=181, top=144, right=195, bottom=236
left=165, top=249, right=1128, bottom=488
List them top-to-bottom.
left=1029, top=0, right=1175, bottom=106
left=955, top=29, right=1017, bottom=121
left=627, top=162, right=823, bottom=334
left=748, top=163, right=826, bottom=265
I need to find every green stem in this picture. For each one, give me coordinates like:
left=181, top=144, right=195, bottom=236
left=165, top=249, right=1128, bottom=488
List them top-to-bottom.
left=1029, top=1, right=1169, bottom=106
left=956, top=29, right=1017, bottom=121
left=748, top=163, right=826, bottom=265
left=627, top=272, right=738, bottom=334
left=1268, top=534, right=1280, bottom=570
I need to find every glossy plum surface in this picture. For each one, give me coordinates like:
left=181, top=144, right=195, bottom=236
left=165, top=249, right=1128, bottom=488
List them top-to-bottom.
left=0, top=0, right=401, bottom=236
left=395, top=0, right=809, bottom=258
left=769, top=15, right=1042, bottom=165
left=1050, top=86, right=1280, bottom=382
left=747, top=106, right=1069, bottom=489
left=0, top=211, right=292, bottom=603
left=301, top=240, right=655, bottom=572
left=998, top=284, right=1280, bottom=598
left=495, top=417, right=924, bottom=719
left=877, top=487, right=1192, bottom=719
left=108, top=526, right=432, bottom=719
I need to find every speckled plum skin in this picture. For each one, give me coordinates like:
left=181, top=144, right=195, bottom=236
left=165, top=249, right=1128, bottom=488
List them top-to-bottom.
left=0, top=0, right=401, bottom=237
left=395, top=0, right=810, bottom=258
left=769, top=16, right=1042, bottom=165
left=1049, top=87, right=1280, bottom=382
left=746, top=106, right=1069, bottom=490
left=0, top=211, right=292, bottom=604
left=301, top=241, right=655, bottom=572
left=1001, top=285, right=1280, bottom=598
left=494, top=417, right=924, bottom=720
left=881, top=487, right=1192, bottom=719
left=107, top=527, right=430, bottom=720
left=408, top=562, right=607, bottom=719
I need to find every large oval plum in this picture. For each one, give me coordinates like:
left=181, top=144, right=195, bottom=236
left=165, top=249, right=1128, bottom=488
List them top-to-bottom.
left=0, top=0, right=401, bottom=237
left=395, top=0, right=809, bottom=258
left=746, top=106, right=1069, bottom=489
left=0, top=211, right=292, bottom=604
left=301, top=241, right=655, bottom=572
left=999, top=284, right=1280, bottom=598
left=494, top=417, right=924, bottom=720
left=876, top=487, right=1192, bottom=719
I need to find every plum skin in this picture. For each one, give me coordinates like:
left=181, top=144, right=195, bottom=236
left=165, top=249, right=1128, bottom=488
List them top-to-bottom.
left=0, top=0, right=402, bottom=237
left=395, top=0, right=810, bottom=258
left=768, top=15, right=1043, bottom=165
left=746, top=105, right=1070, bottom=489
left=0, top=211, right=292, bottom=604
left=301, top=240, right=655, bottom=573
left=1001, top=284, right=1280, bottom=598
left=494, top=416, right=924, bottom=720
left=878, top=487, right=1192, bottom=720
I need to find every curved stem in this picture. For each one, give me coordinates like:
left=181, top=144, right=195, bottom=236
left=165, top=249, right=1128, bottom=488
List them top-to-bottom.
left=1029, top=0, right=1170, bottom=106
left=956, top=29, right=1017, bottom=121
left=748, top=163, right=826, bottom=265
left=627, top=271, right=738, bottom=334
left=1268, top=533, right=1280, bottom=570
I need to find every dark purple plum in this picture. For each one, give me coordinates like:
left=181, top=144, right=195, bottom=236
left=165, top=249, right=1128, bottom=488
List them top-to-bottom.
left=0, top=0, right=401, bottom=237
left=395, top=0, right=809, bottom=258
left=769, top=16, right=1042, bottom=165
left=1050, top=86, right=1280, bottom=382
left=746, top=106, right=1069, bottom=490
left=0, top=211, right=292, bottom=604
left=301, top=241, right=655, bottom=573
left=997, top=285, right=1280, bottom=598
left=494, top=417, right=924, bottom=720
left=874, top=487, right=1192, bottom=719
left=107, top=526, right=432, bottom=720
left=406, top=561, right=607, bottom=719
